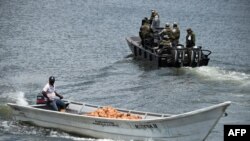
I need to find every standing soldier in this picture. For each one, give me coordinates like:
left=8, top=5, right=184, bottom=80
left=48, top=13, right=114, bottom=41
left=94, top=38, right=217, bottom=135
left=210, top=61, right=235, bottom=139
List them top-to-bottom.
left=149, top=9, right=156, bottom=25
left=149, top=10, right=160, bottom=30
left=139, top=19, right=153, bottom=47
left=172, top=22, right=180, bottom=47
left=186, top=28, right=196, bottom=48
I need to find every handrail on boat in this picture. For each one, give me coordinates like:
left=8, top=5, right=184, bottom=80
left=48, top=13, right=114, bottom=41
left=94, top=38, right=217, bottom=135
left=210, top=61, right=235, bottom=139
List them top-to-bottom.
left=67, top=100, right=173, bottom=118
left=68, top=100, right=103, bottom=109
left=70, top=101, right=83, bottom=105
left=78, top=104, right=86, bottom=114
left=144, top=112, right=148, bottom=119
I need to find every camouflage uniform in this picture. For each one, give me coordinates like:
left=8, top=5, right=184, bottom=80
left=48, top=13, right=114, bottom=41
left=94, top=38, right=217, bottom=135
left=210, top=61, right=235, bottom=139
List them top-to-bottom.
left=141, top=17, right=149, bottom=26
left=139, top=22, right=153, bottom=47
left=172, top=26, right=180, bottom=47
left=160, top=27, right=174, bottom=42
left=186, top=28, right=195, bottom=48
left=157, top=37, right=172, bottom=54
left=159, top=39, right=172, bottom=48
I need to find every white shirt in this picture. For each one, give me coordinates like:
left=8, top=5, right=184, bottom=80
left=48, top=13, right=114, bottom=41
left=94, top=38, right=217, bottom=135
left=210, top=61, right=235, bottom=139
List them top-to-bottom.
left=43, top=83, right=56, bottom=100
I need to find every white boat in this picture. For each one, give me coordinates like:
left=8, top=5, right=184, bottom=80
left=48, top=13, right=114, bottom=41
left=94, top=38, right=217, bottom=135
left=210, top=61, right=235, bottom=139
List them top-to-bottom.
left=7, top=100, right=231, bottom=141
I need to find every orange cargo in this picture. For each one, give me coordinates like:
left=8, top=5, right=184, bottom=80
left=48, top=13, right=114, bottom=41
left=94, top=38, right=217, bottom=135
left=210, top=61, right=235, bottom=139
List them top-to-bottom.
left=86, top=106, right=142, bottom=120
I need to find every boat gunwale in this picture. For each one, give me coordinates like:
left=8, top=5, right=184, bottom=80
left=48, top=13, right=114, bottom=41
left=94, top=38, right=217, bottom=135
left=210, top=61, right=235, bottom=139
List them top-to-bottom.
left=126, top=36, right=212, bottom=59
left=126, top=37, right=161, bottom=57
left=7, top=101, right=231, bottom=122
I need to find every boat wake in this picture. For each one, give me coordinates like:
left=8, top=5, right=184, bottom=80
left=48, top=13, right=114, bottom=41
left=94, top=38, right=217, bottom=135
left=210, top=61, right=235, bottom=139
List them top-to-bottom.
left=186, top=66, right=250, bottom=82
left=2, top=91, right=29, bottom=106
left=16, top=92, right=29, bottom=106
left=0, top=120, right=117, bottom=141
left=1, top=120, right=153, bottom=141
left=48, top=131, right=115, bottom=141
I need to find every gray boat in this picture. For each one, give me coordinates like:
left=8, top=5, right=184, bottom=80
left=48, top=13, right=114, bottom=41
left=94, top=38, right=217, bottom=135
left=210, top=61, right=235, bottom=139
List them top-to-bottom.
left=126, top=36, right=211, bottom=67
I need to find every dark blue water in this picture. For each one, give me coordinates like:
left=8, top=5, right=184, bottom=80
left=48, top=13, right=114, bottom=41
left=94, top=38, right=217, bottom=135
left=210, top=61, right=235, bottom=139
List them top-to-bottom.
left=1, top=0, right=250, bottom=140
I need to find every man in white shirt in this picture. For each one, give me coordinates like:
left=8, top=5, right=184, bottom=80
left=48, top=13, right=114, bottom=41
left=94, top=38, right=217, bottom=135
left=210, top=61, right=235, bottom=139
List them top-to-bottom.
left=42, top=76, right=65, bottom=111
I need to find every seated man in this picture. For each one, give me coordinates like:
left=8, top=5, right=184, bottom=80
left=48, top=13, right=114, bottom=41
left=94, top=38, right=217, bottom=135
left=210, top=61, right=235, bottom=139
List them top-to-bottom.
left=159, top=23, right=174, bottom=42
left=157, top=35, right=172, bottom=54
left=42, top=76, right=66, bottom=111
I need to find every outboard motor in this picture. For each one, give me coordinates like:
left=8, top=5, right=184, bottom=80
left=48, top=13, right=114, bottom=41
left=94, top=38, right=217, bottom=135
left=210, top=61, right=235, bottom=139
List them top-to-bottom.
left=172, top=45, right=185, bottom=67
left=189, top=46, right=202, bottom=67
left=201, top=49, right=212, bottom=66
left=36, top=93, right=47, bottom=104
left=36, top=93, right=70, bottom=108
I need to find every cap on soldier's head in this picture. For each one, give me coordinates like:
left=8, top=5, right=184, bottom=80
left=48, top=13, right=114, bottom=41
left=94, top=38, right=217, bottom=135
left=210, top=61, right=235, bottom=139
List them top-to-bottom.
left=151, top=9, right=155, bottom=13
left=165, top=23, right=170, bottom=27
left=187, top=28, right=192, bottom=32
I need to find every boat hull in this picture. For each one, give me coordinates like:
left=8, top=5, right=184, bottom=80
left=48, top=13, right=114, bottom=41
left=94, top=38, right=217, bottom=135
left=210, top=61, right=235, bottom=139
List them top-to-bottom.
left=126, top=36, right=211, bottom=68
left=8, top=101, right=230, bottom=141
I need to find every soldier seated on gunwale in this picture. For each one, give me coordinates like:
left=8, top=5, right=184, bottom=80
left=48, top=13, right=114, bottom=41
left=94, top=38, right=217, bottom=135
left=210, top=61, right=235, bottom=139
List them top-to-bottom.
left=155, top=35, right=172, bottom=55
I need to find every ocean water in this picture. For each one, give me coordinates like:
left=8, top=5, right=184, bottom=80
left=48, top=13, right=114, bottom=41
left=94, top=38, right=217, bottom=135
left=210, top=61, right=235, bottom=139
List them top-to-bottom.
left=0, top=0, right=250, bottom=140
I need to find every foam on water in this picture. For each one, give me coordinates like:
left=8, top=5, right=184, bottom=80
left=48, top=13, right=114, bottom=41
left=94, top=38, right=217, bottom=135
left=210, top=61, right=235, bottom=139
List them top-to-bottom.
left=187, top=66, right=250, bottom=82
left=2, top=91, right=29, bottom=106
left=16, top=92, right=29, bottom=106
left=0, top=121, right=10, bottom=132
left=48, top=129, right=154, bottom=141
left=48, top=130, right=91, bottom=141
left=50, top=132, right=117, bottom=141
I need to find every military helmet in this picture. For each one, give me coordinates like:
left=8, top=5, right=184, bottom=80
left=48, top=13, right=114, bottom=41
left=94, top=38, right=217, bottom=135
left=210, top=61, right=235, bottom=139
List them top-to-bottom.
left=173, top=22, right=178, bottom=27
left=165, top=23, right=170, bottom=27
left=49, top=76, right=55, bottom=84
